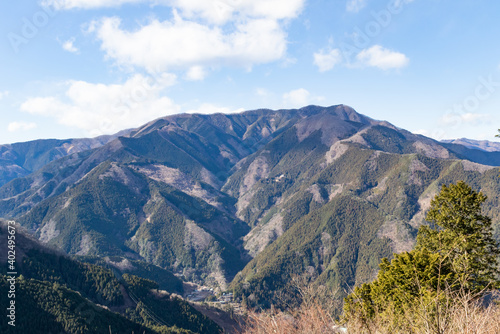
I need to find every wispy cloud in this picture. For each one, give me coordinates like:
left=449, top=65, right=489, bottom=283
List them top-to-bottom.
left=43, top=0, right=144, bottom=10
left=45, top=0, right=305, bottom=24
left=346, top=0, right=367, bottom=13
left=393, top=0, right=417, bottom=8
left=61, top=38, right=79, bottom=53
left=313, top=44, right=409, bottom=71
left=356, top=45, right=409, bottom=70
left=313, top=48, right=342, bottom=72
left=185, top=66, right=207, bottom=81
left=256, top=88, right=270, bottom=97
left=282, top=88, right=324, bottom=108
left=283, top=88, right=310, bottom=107
left=0, top=91, right=9, bottom=100
left=440, top=112, right=492, bottom=126
left=8, top=121, right=37, bottom=132
left=413, top=129, right=430, bottom=136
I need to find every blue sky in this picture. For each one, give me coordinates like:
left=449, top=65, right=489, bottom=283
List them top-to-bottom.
left=1, top=0, right=499, bottom=144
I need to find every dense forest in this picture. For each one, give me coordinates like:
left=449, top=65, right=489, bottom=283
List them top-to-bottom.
left=0, top=224, right=221, bottom=334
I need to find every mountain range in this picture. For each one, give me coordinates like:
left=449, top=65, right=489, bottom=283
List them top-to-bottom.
left=1, top=105, right=499, bottom=316
left=441, top=138, right=500, bottom=152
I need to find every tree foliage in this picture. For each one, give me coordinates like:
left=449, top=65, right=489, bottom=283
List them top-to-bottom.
left=343, top=181, right=500, bottom=331
left=417, top=181, right=499, bottom=292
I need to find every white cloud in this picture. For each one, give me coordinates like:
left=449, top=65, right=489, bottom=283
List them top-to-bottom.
left=42, top=0, right=144, bottom=10
left=44, top=0, right=305, bottom=23
left=77, top=0, right=305, bottom=76
left=167, top=0, right=305, bottom=25
left=346, top=0, right=367, bottom=13
left=348, top=0, right=415, bottom=13
left=46, top=1, right=305, bottom=81
left=90, top=13, right=289, bottom=73
left=62, top=38, right=79, bottom=53
left=313, top=44, right=409, bottom=72
left=356, top=45, right=409, bottom=70
left=313, top=48, right=342, bottom=72
left=280, top=57, right=297, bottom=68
left=185, top=66, right=206, bottom=81
left=20, top=74, right=179, bottom=136
left=256, top=88, right=270, bottom=97
left=282, top=88, right=324, bottom=108
left=283, top=88, right=310, bottom=107
left=283, top=88, right=325, bottom=108
left=0, top=91, right=9, bottom=100
left=185, top=103, right=244, bottom=115
left=440, top=112, right=491, bottom=126
left=461, top=113, right=491, bottom=124
left=8, top=122, right=37, bottom=132
left=412, top=128, right=448, bottom=141
left=413, top=129, right=429, bottom=136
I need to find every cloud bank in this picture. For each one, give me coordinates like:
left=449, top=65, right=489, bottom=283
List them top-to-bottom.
left=21, top=74, right=179, bottom=136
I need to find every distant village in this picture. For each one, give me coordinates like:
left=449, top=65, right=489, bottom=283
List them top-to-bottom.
left=186, top=286, right=234, bottom=304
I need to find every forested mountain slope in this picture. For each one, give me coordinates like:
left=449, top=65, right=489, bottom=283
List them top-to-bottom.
left=0, top=105, right=498, bottom=305
left=0, top=222, right=221, bottom=333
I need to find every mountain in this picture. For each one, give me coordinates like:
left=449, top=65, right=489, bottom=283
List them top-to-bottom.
left=0, top=105, right=499, bottom=312
left=0, top=131, right=130, bottom=188
left=442, top=138, right=500, bottom=152
left=230, top=146, right=500, bottom=309
left=0, top=221, right=221, bottom=333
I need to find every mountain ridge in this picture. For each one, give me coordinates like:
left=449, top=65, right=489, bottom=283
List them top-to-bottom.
left=1, top=105, right=499, bottom=305
left=441, top=137, right=500, bottom=152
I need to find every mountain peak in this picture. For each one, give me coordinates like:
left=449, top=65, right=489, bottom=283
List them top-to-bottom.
left=1, top=104, right=500, bottom=312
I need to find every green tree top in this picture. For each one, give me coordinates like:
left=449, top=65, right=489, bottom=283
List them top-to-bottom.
left=343, top=181, right=500, bottom=331
left=417, top=181, right=500, bottom=292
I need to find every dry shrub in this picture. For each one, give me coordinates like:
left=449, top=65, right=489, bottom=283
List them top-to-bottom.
left=241, top=275, right=345, bottom=334
left=241, top=275, right=500, bottom=334
left=344, top=290, right=500, bottom=334
left=445, top=294, right=500, bottom=334
left=241, top=296, right=500, bottom=334
left=242, top=303, right=345, bottom=334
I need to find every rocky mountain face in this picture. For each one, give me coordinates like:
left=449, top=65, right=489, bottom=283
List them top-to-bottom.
left=1, top=105, right=499, bottom=302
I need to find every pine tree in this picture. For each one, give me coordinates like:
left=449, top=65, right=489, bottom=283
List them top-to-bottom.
left=343, top=181, right=500, bottom=330
left=416, top=181, right=500, bottom=292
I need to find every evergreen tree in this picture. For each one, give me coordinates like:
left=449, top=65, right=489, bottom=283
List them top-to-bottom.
left=343, top=181, right=500, bottom=330
left=417, top=181, right=499, bottom=292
